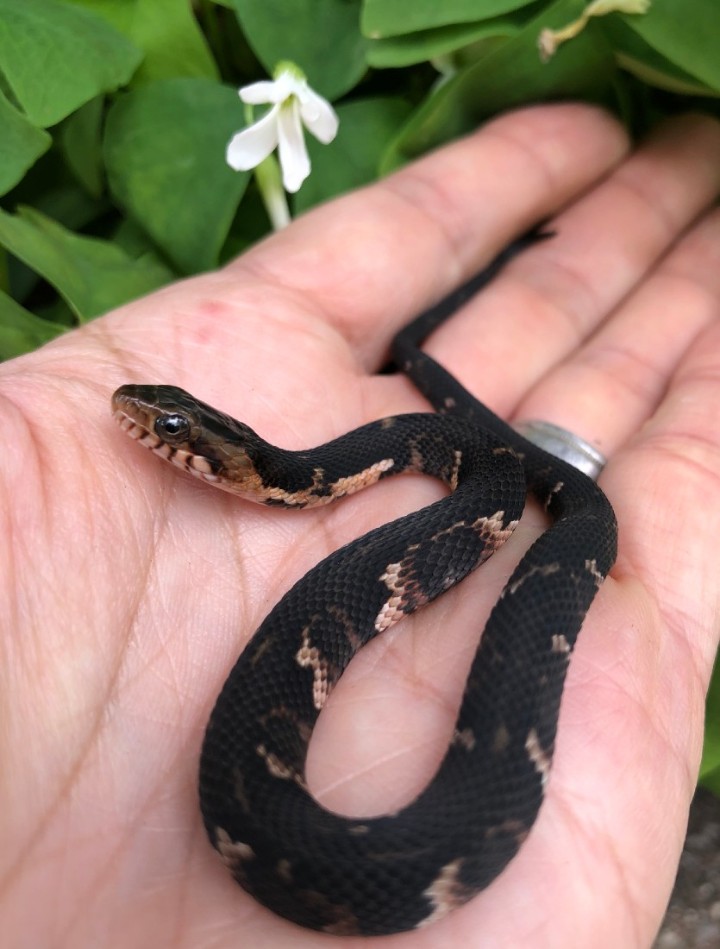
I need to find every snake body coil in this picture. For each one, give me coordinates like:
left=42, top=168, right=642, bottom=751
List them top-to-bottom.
left=112, top=234, right=617, bottom=936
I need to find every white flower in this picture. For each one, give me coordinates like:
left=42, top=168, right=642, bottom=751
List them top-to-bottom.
left=226, top=64, right=339, bottom=193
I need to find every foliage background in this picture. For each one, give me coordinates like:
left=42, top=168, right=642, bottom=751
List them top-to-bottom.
left=1, top=0, right=718, bottom=787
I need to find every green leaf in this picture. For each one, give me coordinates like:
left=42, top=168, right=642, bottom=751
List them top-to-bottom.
left=0, top=0, right=142, bottom=127
left=67, top=0, right=219, bottom=83
left=230, top=0, right=368, bottom=100
left=362, top=0, right=535, bottom=38
left=381, top=0, right=616, bottom=172
left=619, top=0, right=720, bottom=93
left=600, top=8, right=720, bottom=97
left=366, top=16, right=524, bottom=69
left=616, top=51, right=720, bottom=99
left=104, top=78, right=250, bottom=274
left=0, top=92, right=51, bottom=196
left=294, top=97, right=413, bottom=213
left=57, top=98, right=106, bottom=199
left=4, top=157, right=111, bottom=306
left=8, top=175, right=107, bottom=242
left=220, top=185, right=271, bottom=263
left=0, top=206, right=174, bottom=322
left=0, top=289, right=65, bottom=360
left=700, top=657, right=720, bottom=794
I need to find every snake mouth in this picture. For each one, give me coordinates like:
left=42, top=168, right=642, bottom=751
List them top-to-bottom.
left=112, top=386, right=158, bottom=434
left=111, top=387, right=220, bottom=482
left=112, top=403, right=162, bottom=449
left=112, top=403, right=176, bottom=463
left=113, top=408, right=220, bottom=482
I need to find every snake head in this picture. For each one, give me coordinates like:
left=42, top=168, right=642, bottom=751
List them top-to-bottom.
left=111, top=384, right=267, bottom=498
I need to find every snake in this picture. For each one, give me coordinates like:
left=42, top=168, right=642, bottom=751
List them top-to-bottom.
left=111, top=233, right=618, bottom=936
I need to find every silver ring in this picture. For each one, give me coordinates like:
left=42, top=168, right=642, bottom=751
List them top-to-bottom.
left=515, top=420, right=607, bottom=481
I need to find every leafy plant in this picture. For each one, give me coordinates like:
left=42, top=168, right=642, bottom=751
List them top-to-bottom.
left=1, top=0, right=719, bottom=788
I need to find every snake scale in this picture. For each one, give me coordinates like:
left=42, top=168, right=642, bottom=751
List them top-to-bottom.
left=112, top=233, right=618, bottom=936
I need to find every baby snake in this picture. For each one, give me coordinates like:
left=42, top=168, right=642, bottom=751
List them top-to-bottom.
left=111, top=232, right=617, bottom=936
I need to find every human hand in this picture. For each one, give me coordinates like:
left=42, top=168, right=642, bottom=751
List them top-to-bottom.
left=2, top=104, right=719, bottom=948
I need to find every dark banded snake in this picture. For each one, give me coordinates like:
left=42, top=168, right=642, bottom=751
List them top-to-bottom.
left=111, top=233, right=617, bottom=936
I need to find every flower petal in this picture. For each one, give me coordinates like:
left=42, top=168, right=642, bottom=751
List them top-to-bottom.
left=273, top=69, right=305, bottom=100
left=239, top=80, right=286, bottom=105
left=299, top=89, right=339, bottom=144
left=277, top=101, right=310, bottom=193
left=226, top=107, right=279, bottom=171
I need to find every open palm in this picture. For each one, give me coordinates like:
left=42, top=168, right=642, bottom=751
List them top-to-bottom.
left=2, top=104, right=720, bottom=948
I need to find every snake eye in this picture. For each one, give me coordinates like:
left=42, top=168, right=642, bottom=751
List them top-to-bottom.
left=155, top=413, right=191, bottom=441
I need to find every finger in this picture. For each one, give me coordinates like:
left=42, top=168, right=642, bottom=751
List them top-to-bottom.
left=230, top=104, right=628, bottom=365
left=422, top=114, right=720, bottom=422
left=516, top=204, right=720, bottom=456
left=539, top=260, right=720, bottom=947
left=607, top=311, right=720, bottom=672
